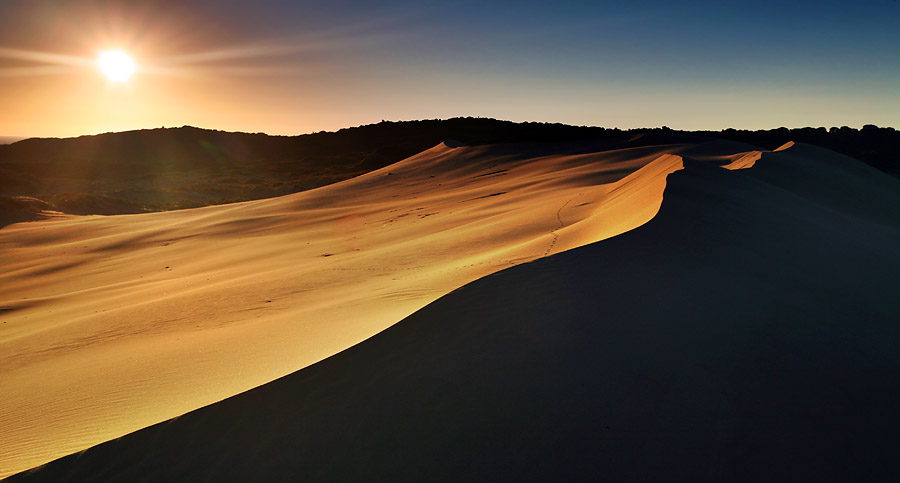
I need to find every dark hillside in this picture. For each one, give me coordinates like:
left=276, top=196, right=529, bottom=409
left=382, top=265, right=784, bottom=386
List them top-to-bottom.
left=0, top=118, right=896, bottom=219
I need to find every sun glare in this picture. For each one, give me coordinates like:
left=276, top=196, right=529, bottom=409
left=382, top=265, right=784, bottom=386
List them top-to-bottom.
left=98, top=50, right=135, bottom=82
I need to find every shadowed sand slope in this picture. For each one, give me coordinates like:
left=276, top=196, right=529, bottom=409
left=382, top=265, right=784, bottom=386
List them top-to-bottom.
left=0, top=137, right=764, bottom=476
left=9, top=143, right=900, bottom=481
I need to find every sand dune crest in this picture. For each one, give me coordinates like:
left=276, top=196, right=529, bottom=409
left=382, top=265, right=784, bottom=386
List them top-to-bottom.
left=1, top=139, right=710, bottom=475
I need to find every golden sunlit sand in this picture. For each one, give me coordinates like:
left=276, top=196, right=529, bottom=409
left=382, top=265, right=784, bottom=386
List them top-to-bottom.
left=0, top=136, right=720, bottom=475
left=3, top=136, right=899, bottom=480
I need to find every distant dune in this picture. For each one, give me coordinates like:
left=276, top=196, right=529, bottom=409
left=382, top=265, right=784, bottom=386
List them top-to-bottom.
left=2, top=137, right=899, bottom=479
left=0, top=197, right=55, bottom=226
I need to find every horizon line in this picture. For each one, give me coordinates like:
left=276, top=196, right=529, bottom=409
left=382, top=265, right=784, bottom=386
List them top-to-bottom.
left=3, top=118, right=898, bottom=143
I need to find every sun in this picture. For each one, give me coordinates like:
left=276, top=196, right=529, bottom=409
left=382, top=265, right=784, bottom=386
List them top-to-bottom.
left=98, top=50, right=136, bottom=82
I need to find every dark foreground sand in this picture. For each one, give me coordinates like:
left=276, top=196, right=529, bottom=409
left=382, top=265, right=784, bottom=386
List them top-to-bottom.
left=8, top=142, right=900, bottom=481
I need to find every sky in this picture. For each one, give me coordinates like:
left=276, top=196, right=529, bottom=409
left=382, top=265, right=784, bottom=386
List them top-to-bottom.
left=1, top=0, right=898, bottom=138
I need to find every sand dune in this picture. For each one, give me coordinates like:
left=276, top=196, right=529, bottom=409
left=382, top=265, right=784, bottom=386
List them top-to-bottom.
left=0, top=136, right=765, bottom=476
left=6, top=139, right=899, bottom=480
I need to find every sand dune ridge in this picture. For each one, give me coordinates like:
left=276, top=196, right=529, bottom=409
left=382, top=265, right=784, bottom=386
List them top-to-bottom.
left=0, top=136, right=868, bottom=477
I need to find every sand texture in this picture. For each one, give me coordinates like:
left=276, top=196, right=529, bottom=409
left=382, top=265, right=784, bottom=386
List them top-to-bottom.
left=3, top=138, right=900, bottom=480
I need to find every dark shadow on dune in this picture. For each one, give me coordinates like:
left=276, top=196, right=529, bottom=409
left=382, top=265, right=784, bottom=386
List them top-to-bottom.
left=8, top=146, right=900, bottom=482
left=17, top=261, right=88, bottom=278
left=0, top=299, right=45, bottom=315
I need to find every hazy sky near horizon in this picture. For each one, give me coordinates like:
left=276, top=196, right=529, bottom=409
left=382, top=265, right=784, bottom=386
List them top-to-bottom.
left=1, top=0, right=898, bottom=137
